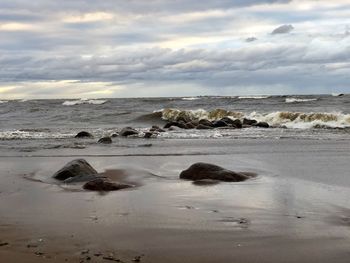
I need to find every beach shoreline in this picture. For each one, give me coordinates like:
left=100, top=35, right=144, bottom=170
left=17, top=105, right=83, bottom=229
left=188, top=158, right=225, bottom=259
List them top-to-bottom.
left=1, top=138, right=349, bottom=262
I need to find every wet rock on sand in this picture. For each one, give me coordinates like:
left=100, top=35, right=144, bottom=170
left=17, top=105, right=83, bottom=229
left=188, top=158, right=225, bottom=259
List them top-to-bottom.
left=75, top=131, right=93, bottom=138
left=53, top=159, right=98, bottom=181
left=180, top=162, right=255, bottom=182
left=83, top=178, right=133, bottom=191
left=192, top=179, right=220, bottom=185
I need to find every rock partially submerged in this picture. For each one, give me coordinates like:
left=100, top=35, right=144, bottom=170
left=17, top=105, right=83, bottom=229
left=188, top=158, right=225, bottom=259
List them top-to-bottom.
left=163, top=117, right=267, bottom=130
left=243, top=118, right=257, bottom=126
left=254, top=122, right=270, bottom=128
left=120, top=127, right=139, bottom=137
left=75, top=131, right=93, bottom=138
left=98, top=137, right=112, bottom=144
left=53, top=159, right=98, bottom=181
left=53, top=159, right=134, bottom=191
left=180, top=162, right=255, bottom=182
left=63, top=174, right=105, bottom=184
left=83, top=178, right=133, bottom=191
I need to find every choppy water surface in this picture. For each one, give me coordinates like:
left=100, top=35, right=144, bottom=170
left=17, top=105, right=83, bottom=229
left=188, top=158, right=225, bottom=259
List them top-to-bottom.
left=0, top=94, right=349, bottom=153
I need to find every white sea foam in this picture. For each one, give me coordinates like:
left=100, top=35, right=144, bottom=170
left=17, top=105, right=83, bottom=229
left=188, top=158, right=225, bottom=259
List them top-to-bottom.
left=331, top=93, right=344, bottom=97
left=238, top=96, right=270, bottom=99
left=181, top=97, right=200, bottom=101
left=62, top=98, right=107, bottom=106
left=285, top=98, right=317, bottom=103
left=0, top=100, right=8, bottom=104
left=162, top=108, right=243, bottom=122
left=248, top=111, right=350, bottom=129
left=0, top=130, right=75, bottom=140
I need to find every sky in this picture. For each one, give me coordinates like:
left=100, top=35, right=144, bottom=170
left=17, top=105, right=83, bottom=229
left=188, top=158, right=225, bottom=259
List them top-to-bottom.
left=0, top=0, right=349, bottom=99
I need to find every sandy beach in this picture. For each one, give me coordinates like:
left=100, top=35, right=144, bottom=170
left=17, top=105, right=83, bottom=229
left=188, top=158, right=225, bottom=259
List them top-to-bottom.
left=1, top=138, right=349, bottom=262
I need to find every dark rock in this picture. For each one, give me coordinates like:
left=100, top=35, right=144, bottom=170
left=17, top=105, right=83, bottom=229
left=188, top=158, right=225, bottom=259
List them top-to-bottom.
left=177, top=116, right=191, bottom=123
left=220, top=117, right=242, bottom=128
left=243, top=118, right=257, bottom=126
left=198, top=119, right=213, bottom=127
left=231, top=119, right=243, bottom=128
left=212, top=120, right=229, bottom=128
left=164, top=121, right=187, bottom=129
left=177, top=121, right=188, bottom=129
left=185, top=122, right=196, bottom=129
left=254, top=122, right=269, bottom=128
left=196, top=124, right=214, bottom=130
left=150, top=126, right=165, bottom=132
left=120, top=127, right=139, bottom=137
left=75, top=131, right=93, bottom=138
left=144, top=132, right=154, bottom=138
left=111, top=133, right=118, bottom=138
left=98, top=137, right=112, bottom=144
left=53, top=159, right=98, bottom=181
left=180, top=162, right=254, bottom=182
left=63, top=174, right=105, bottom=184
left=83, top=178, right=133, bottom=191
left=192, top=179, right=220, bottom=186
left=0, top=242, right=9, bottom=247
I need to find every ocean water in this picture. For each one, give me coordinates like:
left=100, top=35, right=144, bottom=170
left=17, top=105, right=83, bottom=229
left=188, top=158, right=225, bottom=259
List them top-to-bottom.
left=0, top=94, right=349, bottom=153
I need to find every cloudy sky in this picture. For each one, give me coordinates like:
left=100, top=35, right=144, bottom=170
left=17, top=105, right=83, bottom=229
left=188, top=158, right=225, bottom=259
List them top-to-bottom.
left=0, top=0, right=349, bottom=98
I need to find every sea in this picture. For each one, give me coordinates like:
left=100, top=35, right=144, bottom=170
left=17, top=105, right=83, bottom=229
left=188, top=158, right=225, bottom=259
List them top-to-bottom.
left=0, top=94, right=349, bottom=154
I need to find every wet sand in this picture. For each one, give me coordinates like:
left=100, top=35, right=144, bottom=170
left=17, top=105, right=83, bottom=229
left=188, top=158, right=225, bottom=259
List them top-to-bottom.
left=1, top=139, right=350, bottom=262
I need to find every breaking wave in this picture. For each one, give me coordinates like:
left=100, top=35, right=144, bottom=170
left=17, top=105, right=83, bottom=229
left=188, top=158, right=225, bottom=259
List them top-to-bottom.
left=331, top=93, right=344, bottom=97
left=238, top=96, right=270, bottom=99
left=181, top=97, right=200, bottom=101
left=62, top=98, right=107, bottom=106
left=285, top=98, right=317, bottom=103
left=0, top=100, right=8, bottom=104
left=157, top=108, right=350, bottom=129
left=162, top=108, right=244, bottom=122
left=248, top=111, right=350, bottom=129
left=0, top=130, right=76, bottom=140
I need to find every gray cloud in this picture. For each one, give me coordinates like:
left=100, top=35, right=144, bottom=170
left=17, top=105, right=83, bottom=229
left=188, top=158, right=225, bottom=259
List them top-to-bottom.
left=0, top=0, right=350, bottom=98
left=0, top=1, right=292, bottom=14
left=271, top=24, right=294, bottom=34
left=246, top=37, right=258, bottom=42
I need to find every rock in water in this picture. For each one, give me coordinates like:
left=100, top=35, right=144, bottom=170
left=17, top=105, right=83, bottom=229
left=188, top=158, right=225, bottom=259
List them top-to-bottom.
left=220, top=117, right=242, bottom=128
left=243, top=118, right=257, bottom=126
left=198, top=119, right=213, bottom=127
left=212, top=120, right=229, bottom=128
left=164, top=121, right=187, bottom=129
left=254, top=122, right=269, bottom=128
left=196, top=124, right=213, bottom=130
left=120, top=127, right=139, bottom=137
left=75, top=131, right=93, bottom=138
left=144, top=131, right=154, bottom=138
left=98, top=137, right=112, bottom=144
left=53, top=159, right=98, bottom=181
left=180, top=162, right=253, bottom=182
left=83, top=178, right=133, bottom=191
